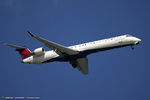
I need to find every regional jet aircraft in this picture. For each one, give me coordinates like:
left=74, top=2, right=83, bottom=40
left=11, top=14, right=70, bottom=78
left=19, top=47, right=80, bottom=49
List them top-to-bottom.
left=4, top=32, right=141, bottom=75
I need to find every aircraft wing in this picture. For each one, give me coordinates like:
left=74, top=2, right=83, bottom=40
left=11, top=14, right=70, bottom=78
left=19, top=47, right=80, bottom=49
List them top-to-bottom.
left=28, top=31, right=79, bottom=56
left=70, top=57, right=88, bottom=75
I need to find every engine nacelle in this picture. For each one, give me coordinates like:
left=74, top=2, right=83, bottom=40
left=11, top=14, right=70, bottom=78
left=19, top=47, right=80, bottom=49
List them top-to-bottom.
left=33, top=47, right=45, bottom=55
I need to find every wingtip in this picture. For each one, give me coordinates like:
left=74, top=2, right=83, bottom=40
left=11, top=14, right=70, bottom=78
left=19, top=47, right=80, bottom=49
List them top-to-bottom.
left=27, top=31, right=34, bottom=37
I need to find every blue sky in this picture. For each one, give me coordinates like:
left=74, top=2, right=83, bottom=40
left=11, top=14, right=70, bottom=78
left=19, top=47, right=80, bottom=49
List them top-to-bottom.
left=0, top=0, right=150, bottom=100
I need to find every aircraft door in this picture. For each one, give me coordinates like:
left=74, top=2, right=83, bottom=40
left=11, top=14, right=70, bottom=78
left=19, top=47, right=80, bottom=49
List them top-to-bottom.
left=118, top=37, right=124, bottom=44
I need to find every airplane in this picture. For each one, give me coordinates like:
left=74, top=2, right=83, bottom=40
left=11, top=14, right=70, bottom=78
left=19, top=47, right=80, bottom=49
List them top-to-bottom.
left=4, top=32, right=141, bottom=75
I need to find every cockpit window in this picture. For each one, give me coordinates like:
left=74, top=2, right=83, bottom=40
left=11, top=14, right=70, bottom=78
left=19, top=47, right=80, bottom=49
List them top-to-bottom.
left=126, top=34, right=132, bottom=37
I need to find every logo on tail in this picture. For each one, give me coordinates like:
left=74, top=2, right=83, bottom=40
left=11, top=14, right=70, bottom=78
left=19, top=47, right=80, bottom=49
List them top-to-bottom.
left=4, top=44, right=31, bottom=59
left=17, top=49, right=31, bottom=59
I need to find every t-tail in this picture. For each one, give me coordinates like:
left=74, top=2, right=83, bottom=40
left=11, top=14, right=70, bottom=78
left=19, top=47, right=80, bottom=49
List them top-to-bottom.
left=4, top=44, right=31, bottom=59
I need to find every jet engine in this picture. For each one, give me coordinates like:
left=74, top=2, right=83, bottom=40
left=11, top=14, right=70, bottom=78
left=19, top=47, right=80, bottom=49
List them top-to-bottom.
left=33, top=47, right=45, bottom=55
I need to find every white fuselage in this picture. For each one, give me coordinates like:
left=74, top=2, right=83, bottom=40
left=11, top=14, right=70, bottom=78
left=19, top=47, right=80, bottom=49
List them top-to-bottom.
left=22, top=35, right=141, bottom=64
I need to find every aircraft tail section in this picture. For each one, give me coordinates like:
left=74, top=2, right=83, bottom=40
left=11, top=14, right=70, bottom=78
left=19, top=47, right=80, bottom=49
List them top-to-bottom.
left=4, top=44, right=31, bottom=59
left=16, top=48, right=31, bottom=59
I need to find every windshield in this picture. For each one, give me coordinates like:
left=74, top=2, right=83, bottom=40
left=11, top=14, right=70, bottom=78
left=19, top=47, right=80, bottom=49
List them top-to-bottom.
left=126, top=34, right=132, bottom=37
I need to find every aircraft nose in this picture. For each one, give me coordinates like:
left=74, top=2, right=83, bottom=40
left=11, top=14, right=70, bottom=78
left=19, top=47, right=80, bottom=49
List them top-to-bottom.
left=134, top=37, right=141, bottom=45
left=136, top=38, right=141, bottom=42
left=138, top=38, right=141, bottom=42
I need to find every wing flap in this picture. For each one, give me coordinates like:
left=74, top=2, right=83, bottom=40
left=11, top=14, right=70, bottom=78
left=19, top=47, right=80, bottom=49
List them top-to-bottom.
left=70, top=57, right=88, bottom=75
left=76, top=57, right=88, bottom=75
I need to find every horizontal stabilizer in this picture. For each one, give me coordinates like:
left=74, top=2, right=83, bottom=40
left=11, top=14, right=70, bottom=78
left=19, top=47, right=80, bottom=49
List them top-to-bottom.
left=4, top=43, right=31, bottom=59
left=4, top=44, right=26, bottom=50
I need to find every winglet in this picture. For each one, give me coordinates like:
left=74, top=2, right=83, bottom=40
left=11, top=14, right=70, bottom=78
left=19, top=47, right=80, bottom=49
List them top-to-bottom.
left=27, top=31, right=35, bottom=37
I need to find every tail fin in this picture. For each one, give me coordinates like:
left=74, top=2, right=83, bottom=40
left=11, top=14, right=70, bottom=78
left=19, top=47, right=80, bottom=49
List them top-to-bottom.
left=4, top=44, right=31, bottom=59
left=16, top=48, right=31, bottom=59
